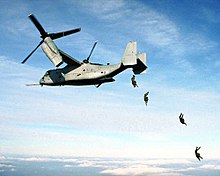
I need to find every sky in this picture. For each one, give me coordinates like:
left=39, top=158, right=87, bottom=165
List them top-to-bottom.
left=0, top=0, right=220, bottom=162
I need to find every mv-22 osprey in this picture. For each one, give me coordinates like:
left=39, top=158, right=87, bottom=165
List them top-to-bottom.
left=22, top=14, right=147, bottom=88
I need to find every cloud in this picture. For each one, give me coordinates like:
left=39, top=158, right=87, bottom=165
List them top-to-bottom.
left=72, top=0, right=219, bottom=81
left=74, top=0, right=125, bottom=17
left=75, top=0, right=217, bottom=55
left=77, top=0, right=181, bottom=49
left=0, top=156, right=6, bottom=161
left=2, top=156, right=220, bottom=175
left=9, top=156, right=78, bottom=163
left=12, top=157, right=54, bottom=162
left=0, top=163, right=16, bottom=173
left=179, top=163, right=220, bottom=172
left=0, top=164, right=15, bottom=168
left=64, top=164, right=74, bottom=168
left=200, top=164, right=220, bottom=170
left=100, top=165, right=174, bottom=176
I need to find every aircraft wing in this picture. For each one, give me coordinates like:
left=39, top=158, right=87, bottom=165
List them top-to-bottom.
left=58, top=49, right=81, bottom=67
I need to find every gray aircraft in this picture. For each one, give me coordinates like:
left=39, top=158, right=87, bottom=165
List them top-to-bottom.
left=22, top=14, right=147, bottom=88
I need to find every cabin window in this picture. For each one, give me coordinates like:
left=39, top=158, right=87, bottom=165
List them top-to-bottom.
left=45, top=71, right=49, bottom=76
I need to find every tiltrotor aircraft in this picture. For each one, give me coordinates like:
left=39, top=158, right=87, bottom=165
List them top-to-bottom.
left=22, top=14, right=147, bottom=88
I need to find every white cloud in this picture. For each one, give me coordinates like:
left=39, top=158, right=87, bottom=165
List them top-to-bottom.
left=73, top=0, right=219, bottom=81
left=74, top=0, right=125, bottom=17
left=76, top=0, right=217, bottom=55
left=82, top=0, right=181, bottom=50
left=0, top=156, right=6, bottom=161
left=2, top=156, right=220, bottom=175
left=10, top=156, right=78, bottom=163
left=13, top=157, right=53, bottom=162
left=138, top=159, right=192, bottom=165
left=78, top=160, right=95, bottom=167
left=0, top=163, right=16, bottom=173
left=0, top=164, right=15, bottom=168
left=64, top=164, right=74, bottom=168
left=200, top=164, right=220, bottom=170
left=101, top=165, right=174, bottom=176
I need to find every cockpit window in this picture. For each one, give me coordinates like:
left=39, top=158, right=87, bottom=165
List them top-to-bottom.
left=45, top=71, right=51, bottom=76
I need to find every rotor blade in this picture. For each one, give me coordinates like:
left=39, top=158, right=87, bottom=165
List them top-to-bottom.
left=29, top=14, right=47, bottom=37
left=50, top=28, right=81, bottom=40
left=21, top=40, right=43, bottom=64
left=87, top=41, right=97, bottom=61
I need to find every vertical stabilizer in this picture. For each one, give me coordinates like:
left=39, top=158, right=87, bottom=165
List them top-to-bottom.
left=121, top=41, right=137, bottom=66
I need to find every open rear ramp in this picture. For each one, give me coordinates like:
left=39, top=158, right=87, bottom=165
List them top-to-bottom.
left=133, top=52, right=147, bottom=74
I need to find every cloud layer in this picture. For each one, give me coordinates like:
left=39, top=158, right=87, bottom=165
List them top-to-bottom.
left=1, top=156, right=220, bottom=176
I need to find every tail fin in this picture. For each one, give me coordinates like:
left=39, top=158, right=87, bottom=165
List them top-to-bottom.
left=121, top=41, right=147, bottom=74
left=121, top=41, right=137, bottom=66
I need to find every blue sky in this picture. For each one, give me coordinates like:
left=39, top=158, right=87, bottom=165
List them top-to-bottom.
left=0, top=0, right=220, bottom=161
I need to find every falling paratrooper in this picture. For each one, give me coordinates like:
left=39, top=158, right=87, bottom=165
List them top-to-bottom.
left=131, top=75, right=138, bottom=88
left=144, top=91, right=149, bottom=106
left=179, top=113, right=187, bottom=126
left=195, top=146, right=203, bottom=161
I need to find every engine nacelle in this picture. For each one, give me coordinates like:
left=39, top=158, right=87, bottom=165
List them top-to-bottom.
left=41, top=37, right=63, bottom=67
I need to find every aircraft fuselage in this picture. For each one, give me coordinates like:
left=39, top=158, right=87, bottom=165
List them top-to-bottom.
left=39, top=62, right=127, bottom=86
